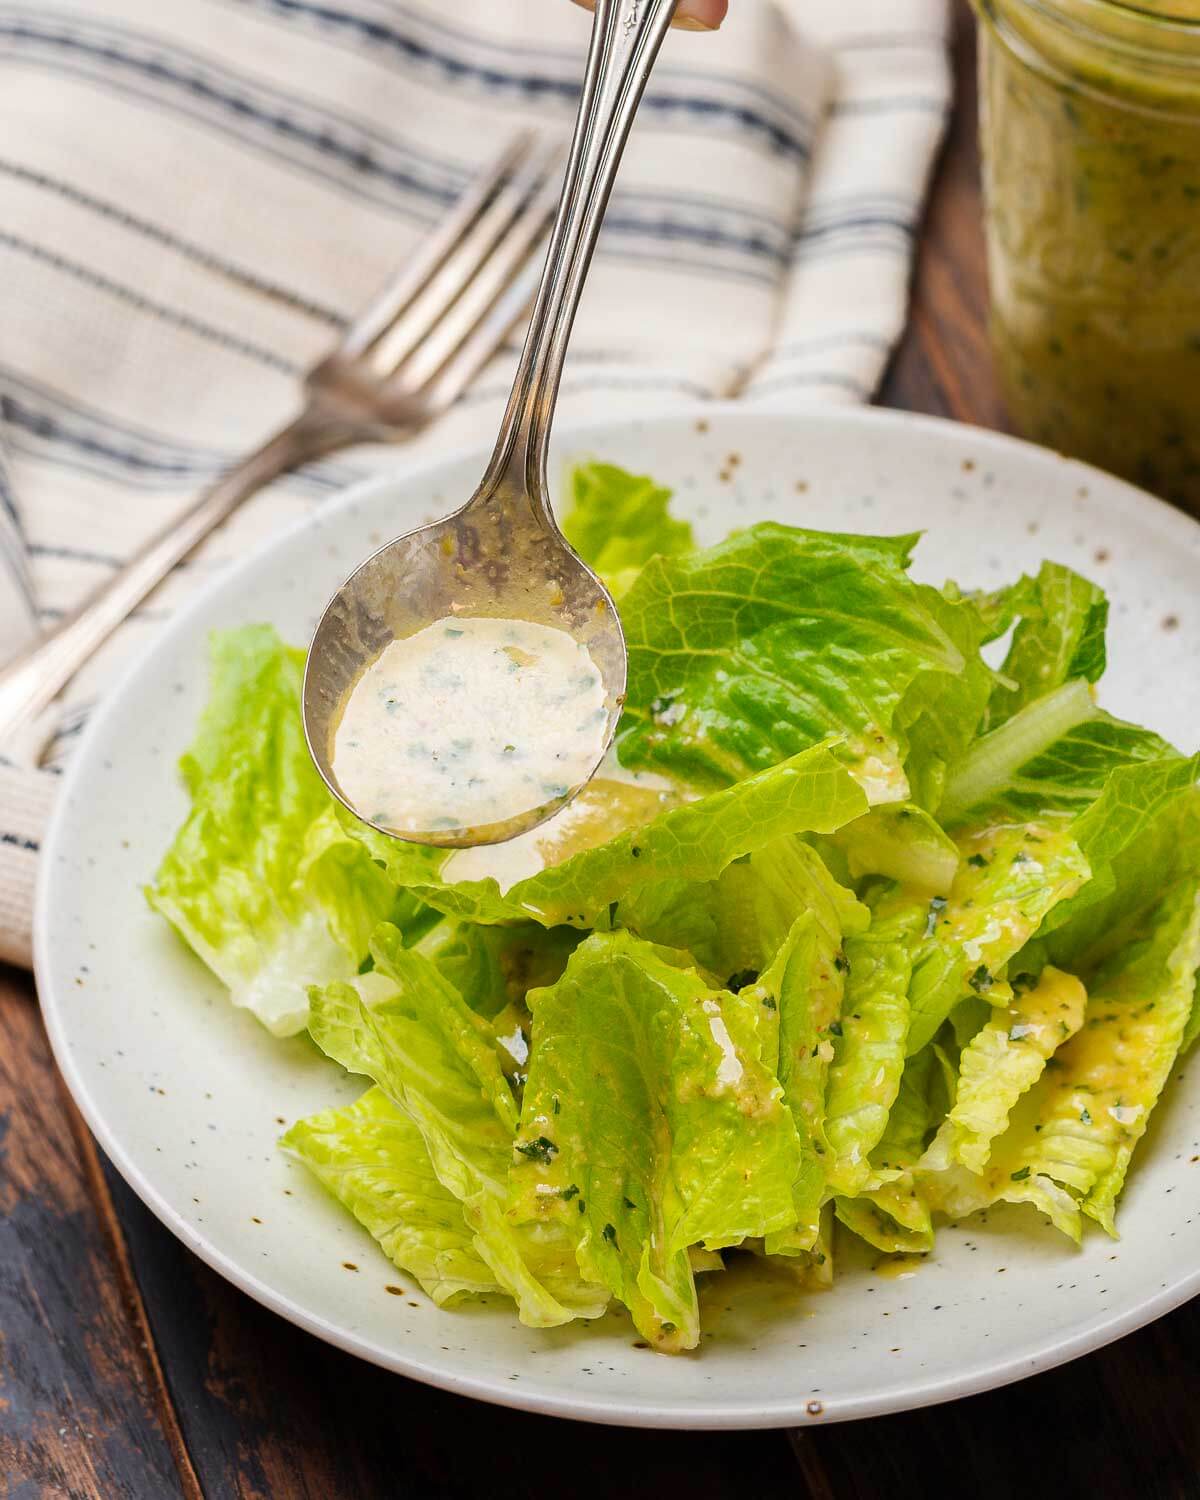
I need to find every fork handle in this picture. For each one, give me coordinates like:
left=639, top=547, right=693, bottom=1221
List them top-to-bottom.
left=484, top=0, right=679, bottom=514
left=0, top=411, right=339, bottom=751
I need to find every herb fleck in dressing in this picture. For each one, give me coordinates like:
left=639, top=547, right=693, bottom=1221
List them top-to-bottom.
left=332, top=616, right=609, bottom=835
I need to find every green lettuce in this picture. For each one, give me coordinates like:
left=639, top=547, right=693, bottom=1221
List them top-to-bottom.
left=561, top=462, right=695, bottom=598
left=149, top=468, right=1200, bottom=1345
left=615, top=524, right=992, bottom=803
left=983, top=561, right=1108, bottom=730
left=147, top=627, right=403, bottom=1035
left=939, top=676, right=1200, bottom=973
left=938, top=680, right=1177, bottom=828
left=343, top=742, right=868, bottom=929
left=1033, top=758, right=1200, bottom=971
left=829, top=803, right=960, bottom=896
left=905, top=820, right=1091, bottom=1055
left=616, top=832, right=867, bottom=987
left=615, top=838, right=869, bottom=1253
left=926, top=881, right=1200, bottom=1240
left=823, top=888, right=930, bottom=1195
left=754, top=902, right=861, bottom=1252
left=411, top=916, right=579, bottom=1021
left=307, top=926, right=608, bottom=1326
left=508, top=931, right=802, bottom=1351
left=921, top=966, right=1087, bottom=1174
left=834, top=1042, right=952, bottom=1254
left=281, top=1087, right=498, bottom=1304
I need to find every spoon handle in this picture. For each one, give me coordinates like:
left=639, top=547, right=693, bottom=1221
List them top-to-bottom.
left=483, top=0, right=679, bottom=516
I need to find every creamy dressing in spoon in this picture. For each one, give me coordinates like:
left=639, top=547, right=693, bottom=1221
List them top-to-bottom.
left=331, top=615, right=609, bottom=836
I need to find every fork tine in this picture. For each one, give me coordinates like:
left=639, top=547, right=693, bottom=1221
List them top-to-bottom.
left=339, top=130, right=537, bottom=360
left=365, top=135, right=564, bottom=381
left=389, top=167, right=559, bottom=394
left=416, top=255, right=540, bottom=418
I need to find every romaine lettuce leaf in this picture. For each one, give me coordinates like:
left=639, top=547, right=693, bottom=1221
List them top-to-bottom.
left=561, top=462, right=695, bottom=599
left=615, top=524, right=992, bottom=803
left=984, top=561, right=1108, bottom=731
left=147, top=627, right=403, bottom=1036
left=939, top=676, right=1200, bottom=974
left=939, top=680, right=1177, bottom=828
left=344, top=743, right=868, bottom=929
left=1032, top=758, right=1200, bottom=971
left=829, top=803, right=960, bottom=897
left=906, top=819, right=1090, bottom=1055
left=616, top=832, right=868, bottom=989
left=616, top=839, right=868, bottom=1253
left=926, top=880, right=1200, bottom=1240
left=823, top=889, right=930, bottom=1195
left=753, top=905, right=857, bottom=1252
left=412, top=916, right=579, bottom=1021
left=307, top=926, right=608, bottom=1326
left=508, top=931, right=803, bottom=1351
left=921, top=966, right=1086, bottom=1174
left=833, top=1041, right=954, bottom=1254
left=280, top=1087, right=498, bottom=1304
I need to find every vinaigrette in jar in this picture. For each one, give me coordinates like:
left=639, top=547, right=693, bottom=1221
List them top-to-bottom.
left=978, top=0, right=1200, bottom=508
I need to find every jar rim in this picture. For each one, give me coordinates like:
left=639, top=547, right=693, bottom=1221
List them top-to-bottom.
left=988, top=0, right=1200, bottom=76
left=1016, top=0, right=1200, bottom=37
left=1094, top=0, right=1200, bottom=28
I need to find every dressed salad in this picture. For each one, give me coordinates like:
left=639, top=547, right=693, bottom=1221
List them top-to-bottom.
left=148, top=462, right=1200, bottom=1354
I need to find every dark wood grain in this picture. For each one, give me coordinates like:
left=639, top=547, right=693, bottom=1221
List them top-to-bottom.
left=880, top=3, right=1006, bottom=432
left=8, top=4, right=1200, bottom=1496
left=0, top=967, right=192, bottom=1499
left=100, top=1161, right=804, bottom=1500
left=791, top=1296, right=1200, bottom=1500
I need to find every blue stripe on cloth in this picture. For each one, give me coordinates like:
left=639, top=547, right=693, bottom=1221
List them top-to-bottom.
left=221, top=0, right=816, bottom=134
left=0, top=9, right=463, bottom=220
left=0, top=17, right=811, bottom=250
left=830, top=95, right=948, bottom=118
left=0, top=153, right=797, bottom=286
left=0, top=158, right=347, bottom=327
left=615, top=187, right=795, bottom=239
left=605, top=211, right=790, bottom=271
left=798, top=214, right=915, bottom=246
left=0, top=230, right=301, bottom=374
left=769, top=330, right=894, bottom=360
left=0, top=368, right=366, bottom=495
left=744, top=370, right=873, bottom=400
left=455, top=371, right=717, bottom=410
left=0, top=441, right=35, bottom=609
left=0, top=445, right=22, bottom=530
left=29, top=542, right=125, bottom=568
left=37, top=603, right=170, bottom=623
left=1, top=830, right=39, bottom=853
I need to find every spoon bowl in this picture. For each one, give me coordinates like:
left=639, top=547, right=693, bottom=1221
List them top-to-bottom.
left=302, top=0, right=677, bottom=846
left=302, top=478, right=626, bottom=847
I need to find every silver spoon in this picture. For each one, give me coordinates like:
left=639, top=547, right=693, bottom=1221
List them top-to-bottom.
left=303, top=0, right=679, bottom=848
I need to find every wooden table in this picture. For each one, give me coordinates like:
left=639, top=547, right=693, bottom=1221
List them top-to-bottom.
left=4, top=8, right=1198, bottom=1495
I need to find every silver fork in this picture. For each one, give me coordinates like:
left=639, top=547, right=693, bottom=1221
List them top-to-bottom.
left=0, top=131, right=562, bottom=751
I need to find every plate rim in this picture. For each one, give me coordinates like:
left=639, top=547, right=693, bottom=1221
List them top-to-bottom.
left=34, top=401, right=1200, bottom=1429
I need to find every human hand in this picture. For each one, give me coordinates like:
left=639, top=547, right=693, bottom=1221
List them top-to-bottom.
left=568, top=0, right=728, bottom=30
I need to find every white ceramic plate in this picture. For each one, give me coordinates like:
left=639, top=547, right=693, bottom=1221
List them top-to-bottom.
left=36, top=407, right=1200, bottom=1429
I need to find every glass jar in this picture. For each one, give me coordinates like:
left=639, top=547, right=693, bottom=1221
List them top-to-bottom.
left=977, top=0, right=1200, bottom=510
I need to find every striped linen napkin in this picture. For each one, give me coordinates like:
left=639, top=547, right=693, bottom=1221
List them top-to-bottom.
left=0, top=0, right=952, bottom=966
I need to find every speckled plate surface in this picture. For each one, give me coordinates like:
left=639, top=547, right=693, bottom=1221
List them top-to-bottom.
left=35, top=406, right=1200, bottom=1429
